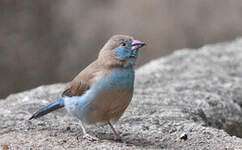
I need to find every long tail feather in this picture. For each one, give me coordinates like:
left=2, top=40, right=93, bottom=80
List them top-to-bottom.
left=29, top=97, right=64, bottom=120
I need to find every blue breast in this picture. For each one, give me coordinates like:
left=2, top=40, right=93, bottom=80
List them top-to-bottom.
left=64, top=66, right=135, bottom=123
left=98, top=66, right=135, bottom=90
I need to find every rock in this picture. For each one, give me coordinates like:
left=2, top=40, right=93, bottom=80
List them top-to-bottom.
left=1, top=38, right=242, bottom=149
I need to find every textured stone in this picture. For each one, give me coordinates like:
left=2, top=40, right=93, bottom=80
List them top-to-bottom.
left=1, top=38, right=242, bottom=149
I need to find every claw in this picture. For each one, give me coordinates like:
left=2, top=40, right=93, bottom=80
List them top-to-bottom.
left=107, top=121, right=123, bottom=142
left=83, top=133, right=99, bottom=141
left=114, top=135, right=122, bottom=142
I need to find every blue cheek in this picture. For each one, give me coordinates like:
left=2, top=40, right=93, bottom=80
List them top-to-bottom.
left=114, top=47, right=131, bottom=59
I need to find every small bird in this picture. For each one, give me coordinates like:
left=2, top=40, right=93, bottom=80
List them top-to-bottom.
left=29, top=34, right=145, bottom=141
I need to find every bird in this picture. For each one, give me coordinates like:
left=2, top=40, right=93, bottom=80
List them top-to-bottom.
left=29, top=34, right=146, bottom=141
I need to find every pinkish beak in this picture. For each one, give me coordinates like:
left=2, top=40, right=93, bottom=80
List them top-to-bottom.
left=131, top=40, right=146, bottom=50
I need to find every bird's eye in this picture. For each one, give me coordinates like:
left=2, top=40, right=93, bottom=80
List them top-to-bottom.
left=120, top=42, right=126, bottom=47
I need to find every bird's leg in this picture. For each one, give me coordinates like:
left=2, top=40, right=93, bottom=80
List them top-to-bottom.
left=79, top=120, right=99, bottom=141
left=107, top=121, right=122, bottom=141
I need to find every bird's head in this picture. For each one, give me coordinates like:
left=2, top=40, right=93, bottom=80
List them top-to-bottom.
left=98, top=34, right=145, bottom=67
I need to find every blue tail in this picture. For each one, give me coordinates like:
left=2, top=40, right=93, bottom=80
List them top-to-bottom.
left=29, top=97, right=64, bottom=120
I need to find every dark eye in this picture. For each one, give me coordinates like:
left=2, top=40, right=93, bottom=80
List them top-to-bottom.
left=120, top=42, right=126, bottom=47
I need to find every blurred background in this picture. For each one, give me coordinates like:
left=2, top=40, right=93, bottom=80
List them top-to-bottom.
left=1, top=0, right=242, bottom=98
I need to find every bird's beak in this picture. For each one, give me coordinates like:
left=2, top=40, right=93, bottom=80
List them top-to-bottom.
left=132, top=40, right=146, bottom=50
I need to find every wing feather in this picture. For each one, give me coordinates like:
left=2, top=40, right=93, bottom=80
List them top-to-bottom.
left=62, top=60, right=102, bottom=97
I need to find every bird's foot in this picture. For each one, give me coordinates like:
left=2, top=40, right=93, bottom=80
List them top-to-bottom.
left=83, top=133, right=99, bottom=141
left=114, top=135, right=122, bottom=142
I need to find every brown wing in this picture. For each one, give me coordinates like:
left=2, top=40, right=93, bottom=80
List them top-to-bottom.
left=62, top=60, right=102, bottom=97
left=62, top=80, right=89, bottom=97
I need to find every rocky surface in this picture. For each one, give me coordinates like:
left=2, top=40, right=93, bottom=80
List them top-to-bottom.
left=1, top=38, right=242, bottom=149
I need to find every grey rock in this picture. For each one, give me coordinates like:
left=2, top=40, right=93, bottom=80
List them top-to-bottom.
left=1, top=38, right=242, bottom=149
